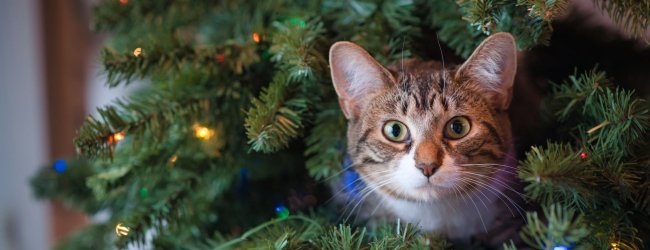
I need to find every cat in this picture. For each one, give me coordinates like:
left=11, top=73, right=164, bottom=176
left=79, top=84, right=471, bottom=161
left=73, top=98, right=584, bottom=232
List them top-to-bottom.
left=329, top=32, right=523, bottom=243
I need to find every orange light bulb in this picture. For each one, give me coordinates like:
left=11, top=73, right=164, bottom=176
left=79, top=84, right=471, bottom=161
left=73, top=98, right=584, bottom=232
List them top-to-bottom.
left=252, top=32, right=260, bottom=43
left=133, top=48, right=142, bottom=57
left=193, top=125, right=214, bottom=140
left=108, top=131, right=125, bottom=144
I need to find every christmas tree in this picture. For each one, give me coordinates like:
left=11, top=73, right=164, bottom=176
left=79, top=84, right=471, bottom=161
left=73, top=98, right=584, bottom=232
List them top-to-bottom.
left=31, top=0, right=650, bottom=249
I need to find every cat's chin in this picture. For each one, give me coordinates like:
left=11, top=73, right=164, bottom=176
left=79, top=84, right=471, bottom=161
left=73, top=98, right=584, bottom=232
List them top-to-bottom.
left=406, top=183, right=458, bottom=202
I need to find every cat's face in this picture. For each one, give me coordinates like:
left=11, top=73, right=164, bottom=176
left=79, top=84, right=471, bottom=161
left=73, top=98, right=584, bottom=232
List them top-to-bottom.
left=330, top=33, right=516, bottom=202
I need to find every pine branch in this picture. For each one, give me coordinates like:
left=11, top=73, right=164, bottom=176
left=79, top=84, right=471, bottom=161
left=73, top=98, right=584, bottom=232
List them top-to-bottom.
left=93, top=0, right=216, bottom=35
left=323, top=0, right=421, bottom=63
left=374, top=0, right=422, bottom=63
left=422, top=0, right=484, bottom=58
left=423, top=0, right=567, bottom=58
left=457, top=0, right=509, bottom=34
left=518, top=0, right=570, bottom=21
left=593, top=0, right=650, bottom=41
left=494, top=5, right=552, bottom=48
left=245, top=19, right=328, bottom=153
left=270, top=19, right=327, bottom=84
left=102, top=41, right=259, bottom=87
left=521, top=68, right=650, bottom=249
left=548, top=68, right=650, bottom=161
left=549, top=68, right=610, bottom=122
left=245, top=73, right=308, bottom=153
left=74, top=84, right=221, bottom=158
left=585, top=87, right=650, bottom=157
left=304, top=103, right=347, bottom=181
left=518, top=143, right=597, bottom=210
left=30, top=159, right=101, bottom=213
left=520, top=204, right=589, bottom=249
left=583, top=210, right=642, bottom=249
left=208, top=215, right=323, bottom=249
left=368, top=220, right=447, bottom=250
left=54, top=223, right=114, bottom=250
left=315, top=224, right=366, bottom=250
left=502, top=240, right=518, bottom=250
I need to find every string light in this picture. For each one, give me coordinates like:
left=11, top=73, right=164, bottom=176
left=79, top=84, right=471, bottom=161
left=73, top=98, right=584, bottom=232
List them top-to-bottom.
left=252, top=32, right=260, bottom=43
left=133, top=48, right=143, bottom=57
left=216, top=54, right=225, bottom=63
left=193, top=124, right=214, bottom=140
left=108, top=131, right=125, bottom=144
left=580, top=151, right=588, bottom=159
left=168, top=155, right=178, bottom=166
left=53, top=159, right=67, bottom=174
left=139, top=187, right=149, bottom=199
left=274, top=205, right=289, bottom=219
left=115, top=223, right=130, bottom=237
left=609, top=240, right=638, bottom=250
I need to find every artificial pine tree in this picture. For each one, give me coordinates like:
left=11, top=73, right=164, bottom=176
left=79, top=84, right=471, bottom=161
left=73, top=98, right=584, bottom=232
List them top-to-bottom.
left=31, top=0, right=650, bottom=249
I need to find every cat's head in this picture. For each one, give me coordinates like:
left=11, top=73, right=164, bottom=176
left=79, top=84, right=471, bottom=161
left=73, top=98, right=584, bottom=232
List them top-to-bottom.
left=330, top=33, right=516, bottom=202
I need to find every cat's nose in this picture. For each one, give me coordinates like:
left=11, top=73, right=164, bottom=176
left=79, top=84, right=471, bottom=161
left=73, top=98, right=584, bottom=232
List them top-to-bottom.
left=415, top=163, right=439, bottom=177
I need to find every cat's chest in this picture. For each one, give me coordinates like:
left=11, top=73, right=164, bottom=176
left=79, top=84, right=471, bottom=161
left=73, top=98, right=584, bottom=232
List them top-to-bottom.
left=382, top=185, right=503, bottom=239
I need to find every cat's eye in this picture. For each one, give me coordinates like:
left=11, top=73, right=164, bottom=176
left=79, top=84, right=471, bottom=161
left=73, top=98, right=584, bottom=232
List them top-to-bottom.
left=445, top=116, right=471, bottom=139
left=382, top=120, right=410, bottom=142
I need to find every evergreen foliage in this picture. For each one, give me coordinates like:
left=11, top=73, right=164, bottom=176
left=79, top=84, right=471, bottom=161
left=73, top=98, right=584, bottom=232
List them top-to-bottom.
left=30, top=0, right=650, bottom=249
left=593, top=0, right=650, bottom=41
left=517, top=69, right=650, bottom=249
left=519, top=204, right=589, bottom=250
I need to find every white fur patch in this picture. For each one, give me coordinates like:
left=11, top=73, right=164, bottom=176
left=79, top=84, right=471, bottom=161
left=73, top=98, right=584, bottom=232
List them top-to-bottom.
left=375, top=147, right=515, bottom=239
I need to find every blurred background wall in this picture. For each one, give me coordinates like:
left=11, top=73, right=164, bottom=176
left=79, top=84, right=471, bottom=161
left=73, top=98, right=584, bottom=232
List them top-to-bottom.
left=0, top=0, right=49, bottom=249
left=0, top=1, right=135, bottom=249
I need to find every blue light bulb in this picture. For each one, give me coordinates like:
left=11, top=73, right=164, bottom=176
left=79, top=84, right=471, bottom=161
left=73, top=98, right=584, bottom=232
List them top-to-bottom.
left=53, top=159, right=67, bottom=173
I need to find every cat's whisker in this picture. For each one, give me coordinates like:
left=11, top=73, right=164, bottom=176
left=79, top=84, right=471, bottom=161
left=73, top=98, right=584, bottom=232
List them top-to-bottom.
left=435, top=33, right=446, bottom=95
left=401, top=37, right=405, bottom=74
left=320, top=161, right=368, bottom=183
left=319, top=163, right=373, bottom=206
left=457, top=163, right=518, bottom=169
left=458, top=163, right=519, bottom=171
left=456, top=164, right=520, bottom=180
left=458, top=164, right=519, bottom=172
left=457, top=167, right=519, bottom=179
left=323, top=168, right=396, bottom=206
left=460, top=169, right=520, bottom=186
left=457, top=170, right=526, bottom=198
left=457, top=171, right=522, bottom=197
left=340, top=173, right=391, bottom=203
left=455, top=173, right=526, bottom=220
left=322, top=174, right=368, bottom=205
left=339, top=176, right=394, bottom=222
left=454, top=176, right=524, bottom=218
left=455, top=176, right=523, bottom=221
left=455, top=176, right=512, bottom=210
left=451, top=177, right=488, bottom=233
left=455, top=177, right=491, bottom=210
left=342, top=179, right=394, bottom=223
left=468, top=180, right=525, bottom=221
left=369, top=194, right=388, bottom=218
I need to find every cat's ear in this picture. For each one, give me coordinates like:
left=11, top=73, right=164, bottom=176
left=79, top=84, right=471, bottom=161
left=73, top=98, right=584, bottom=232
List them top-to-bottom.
left=456, top=32, right=517, bottom=110
left=330, top=41, right=395, bottom=119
